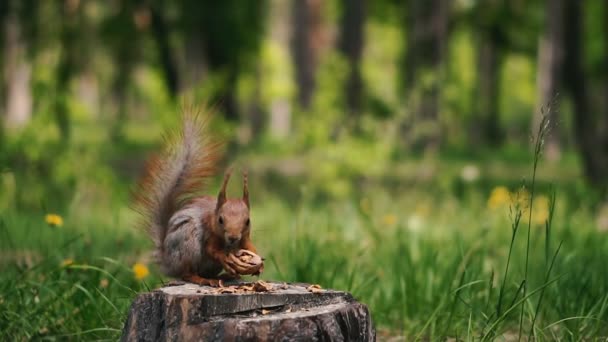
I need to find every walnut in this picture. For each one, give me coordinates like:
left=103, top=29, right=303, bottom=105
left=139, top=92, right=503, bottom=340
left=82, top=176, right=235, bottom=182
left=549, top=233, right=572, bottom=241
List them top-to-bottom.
left=228, top=249, right=264, bottom=275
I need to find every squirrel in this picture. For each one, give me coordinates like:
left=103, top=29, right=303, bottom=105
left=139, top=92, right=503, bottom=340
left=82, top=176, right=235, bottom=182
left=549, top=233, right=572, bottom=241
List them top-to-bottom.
left=133, top=108, right=262, bottom=287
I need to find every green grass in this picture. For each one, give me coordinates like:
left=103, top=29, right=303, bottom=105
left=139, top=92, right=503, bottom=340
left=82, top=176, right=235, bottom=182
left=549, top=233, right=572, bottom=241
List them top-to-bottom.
left=1, top=122, right=608, bottom=340
left=2, top=166, right=608, bottom=341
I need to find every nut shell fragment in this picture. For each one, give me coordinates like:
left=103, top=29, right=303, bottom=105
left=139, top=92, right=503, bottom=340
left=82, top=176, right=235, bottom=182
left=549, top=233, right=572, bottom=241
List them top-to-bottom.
left=306, top=284, right=323, bottom=293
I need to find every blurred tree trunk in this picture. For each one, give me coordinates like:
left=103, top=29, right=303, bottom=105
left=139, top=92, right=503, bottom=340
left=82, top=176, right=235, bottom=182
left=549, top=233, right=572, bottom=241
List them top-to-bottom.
left=2, top=0, right=31, bottom=129
left=55, top=0, right=81, bottom=142
left=268, top=0, right=291, bottom=139
left=291, top=0, right=323, bottom=110
left=337, top=0, right=365, bottom=127
left=403, top=0, right=449, bottom=151
left=471, top=0, right=505, bottom=147
left=535, top=0, right=564, bottom=161
left=564, top=0, right=608, bottom=195
left=73, top=1, right=98, bottom=119
left=106, top=1, right=141, bottom=140
left=149, top=1, right=179, bottom=98
left=177, top=1, right=210, bottom=92
left=188, top=1, right=266, bottom=123
left=602, top=1, right=608, bottom=153
left=0, top=2, right=6, bottom=138
left=475, top=27, right=502, bottom=146
left=180, top=34, right=207, bottom=90
left=201, top=51, right=240, bottom=123
left=111, top=57, right=133, bottom=139
left=249, top=64, right=264, bottom=140
left=75, top=70, right=99, bottom=118
left=215, top=71, right=239, bottom=122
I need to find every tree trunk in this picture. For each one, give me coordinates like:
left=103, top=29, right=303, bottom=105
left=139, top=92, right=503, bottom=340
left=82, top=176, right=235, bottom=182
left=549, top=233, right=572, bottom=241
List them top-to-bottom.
left=55, top=0, right=81, bottom=142
left=268, top=0, right=292, bottom=139
left=291, top=0, right=323, bottom=110
left=338, top=0, right=365, bottom=126
left=403, top=0, right=449, bottom=151
left=535, top=0, right=564, bottom=161
left=564, top=0, right=608, bottom=195
left=2, top=1, right=31, bottom=129
left=106, top=1, right=140, bottom=140
left=149, top=1, right=179, bottom=98
left=183, top=1, right=265, bottom=123
left=602, top=1, right=608, bottom=151
left=177, top=30, right=207, bottom=91
left=475, top=30, right=502, bottom=146
left=110, top=57, right=132, bottom=140
left=249, top=64, right=265, bottom=140
left=75, top=69, right=99, bottom=118
left=219, top=71, right=240, bottom=122
left=121, top=282, right=375, bottom=341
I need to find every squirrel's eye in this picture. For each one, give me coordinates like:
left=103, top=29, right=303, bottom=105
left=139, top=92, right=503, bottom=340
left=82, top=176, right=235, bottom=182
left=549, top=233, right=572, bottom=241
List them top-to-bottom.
left=218, top=216, right=224, bottom=225
left=245, top=218, right=250, bottom=226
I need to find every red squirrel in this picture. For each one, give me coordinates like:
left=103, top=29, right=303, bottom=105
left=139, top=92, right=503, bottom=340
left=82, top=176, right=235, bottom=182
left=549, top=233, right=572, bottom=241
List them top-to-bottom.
left=133, top=108, right=262, bottom=287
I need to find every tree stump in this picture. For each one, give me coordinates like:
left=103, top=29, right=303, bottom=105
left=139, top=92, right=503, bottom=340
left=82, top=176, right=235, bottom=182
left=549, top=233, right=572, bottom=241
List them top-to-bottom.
left=121, top=281, right=375, bottom=341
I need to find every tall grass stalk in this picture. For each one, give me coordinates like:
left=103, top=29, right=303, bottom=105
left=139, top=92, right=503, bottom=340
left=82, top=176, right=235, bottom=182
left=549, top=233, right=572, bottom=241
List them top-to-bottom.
left=518, top=108, right=551, bottom=340
left=496, top=204, right=522, bottom=318
left=529, top=240, right=562, bottom=340
left=482, top=274, right=565, bottom=341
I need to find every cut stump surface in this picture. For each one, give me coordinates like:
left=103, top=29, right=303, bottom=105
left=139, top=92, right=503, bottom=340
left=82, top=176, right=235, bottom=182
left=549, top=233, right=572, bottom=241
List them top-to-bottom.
left=121, top=281, right=375, bottom=341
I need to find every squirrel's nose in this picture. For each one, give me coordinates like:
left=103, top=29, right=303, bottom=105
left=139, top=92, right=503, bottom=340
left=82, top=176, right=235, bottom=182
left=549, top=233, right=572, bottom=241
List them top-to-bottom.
left=227, top=237, right=239, bottom=245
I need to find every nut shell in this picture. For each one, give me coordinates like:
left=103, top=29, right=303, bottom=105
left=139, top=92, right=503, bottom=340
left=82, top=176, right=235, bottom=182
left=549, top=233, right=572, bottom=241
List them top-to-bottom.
left=228, top=249, right=264, bottom=275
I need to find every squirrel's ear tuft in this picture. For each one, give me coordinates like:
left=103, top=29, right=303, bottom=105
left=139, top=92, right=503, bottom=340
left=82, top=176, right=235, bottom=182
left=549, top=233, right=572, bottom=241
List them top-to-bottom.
left=216, top=168, right=232, bottom=211
left=242, top=170, right=249, bottom=208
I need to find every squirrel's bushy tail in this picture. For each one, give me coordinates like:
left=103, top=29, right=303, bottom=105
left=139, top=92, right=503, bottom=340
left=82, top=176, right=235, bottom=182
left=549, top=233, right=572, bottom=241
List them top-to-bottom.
left=133, top=106, right=223, bottom=256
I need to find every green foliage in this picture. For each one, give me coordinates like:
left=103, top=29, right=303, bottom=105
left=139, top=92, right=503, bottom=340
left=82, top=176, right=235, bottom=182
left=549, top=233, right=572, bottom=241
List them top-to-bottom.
left=0, top=111, right=125, bottom=212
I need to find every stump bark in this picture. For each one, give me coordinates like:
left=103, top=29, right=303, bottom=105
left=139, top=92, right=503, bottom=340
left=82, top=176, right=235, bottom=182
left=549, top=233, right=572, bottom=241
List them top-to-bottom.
left=121, top=281, right=375, bottom=341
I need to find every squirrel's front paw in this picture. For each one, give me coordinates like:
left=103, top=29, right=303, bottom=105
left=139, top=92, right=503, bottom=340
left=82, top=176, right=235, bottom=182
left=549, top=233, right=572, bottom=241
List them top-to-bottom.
left=219, top=255, right=238, bottom=276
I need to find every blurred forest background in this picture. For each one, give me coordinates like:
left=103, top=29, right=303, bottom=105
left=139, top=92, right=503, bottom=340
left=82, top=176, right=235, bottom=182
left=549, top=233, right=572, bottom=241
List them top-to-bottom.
left=1, top=0, right=608, bottom=208
left=2, top=0, right=608, bottom=340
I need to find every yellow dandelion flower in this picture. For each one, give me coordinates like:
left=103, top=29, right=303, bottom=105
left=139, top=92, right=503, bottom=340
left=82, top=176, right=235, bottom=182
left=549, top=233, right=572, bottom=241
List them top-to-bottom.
left=487, top=186, right=510, bottom=209
left=532, top=195, right=550, bottom=225
left=45, top=214, right=63, bottom=227
left=382, top=214, right=397, bottom=226
left=61, top=258, right=74, bottom=267
left=132, top=263, right=149, bottom=280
